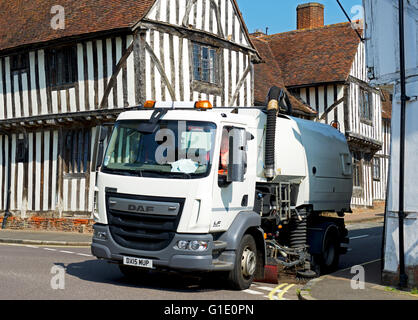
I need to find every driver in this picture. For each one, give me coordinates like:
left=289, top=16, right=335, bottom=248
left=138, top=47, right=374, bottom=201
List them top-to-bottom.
left=218, top=128, right=229, bottom=176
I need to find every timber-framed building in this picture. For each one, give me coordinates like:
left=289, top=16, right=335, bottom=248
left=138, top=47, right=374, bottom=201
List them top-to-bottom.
left=0, top=0, right=260, bottom=222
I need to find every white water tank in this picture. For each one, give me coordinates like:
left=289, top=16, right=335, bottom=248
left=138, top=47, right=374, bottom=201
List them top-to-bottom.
left=255, top=113, right=353, bottom=212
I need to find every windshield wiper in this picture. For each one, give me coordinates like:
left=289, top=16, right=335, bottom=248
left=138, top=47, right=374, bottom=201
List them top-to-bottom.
left=103, top=167, right=194, bottom=179
left=102, top=168, right=138, bottom=177
left=136, top=169, right=170, bottom=178
left=138, top=170, right=192, bottom=179
left=165, top=172, right=192, bottom=179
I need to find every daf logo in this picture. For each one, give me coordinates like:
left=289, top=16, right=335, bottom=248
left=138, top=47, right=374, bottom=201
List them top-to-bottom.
left=128, top=205, right=155, bottom=213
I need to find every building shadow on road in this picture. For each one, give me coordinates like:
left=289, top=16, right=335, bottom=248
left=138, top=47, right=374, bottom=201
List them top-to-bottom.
left=333, top=223, right=384, bottom=286
left=55, top=259, right=228, bottom=293
left=331, top=259, right=383, bottom=286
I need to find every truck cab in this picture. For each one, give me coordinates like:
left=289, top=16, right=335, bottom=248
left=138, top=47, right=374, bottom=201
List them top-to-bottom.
left=92, top=101, right=265, bottom=289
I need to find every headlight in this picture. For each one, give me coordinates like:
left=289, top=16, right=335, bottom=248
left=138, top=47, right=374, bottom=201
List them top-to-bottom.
left=93, top=229, right=107, bottom=240
left=174, top=240, right=209, bottom=252
left=177, top=240, right=189, bottom=250
left=189, top=240, right=208, bottom=251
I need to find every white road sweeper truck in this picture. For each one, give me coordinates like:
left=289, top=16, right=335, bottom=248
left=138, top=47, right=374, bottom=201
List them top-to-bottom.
left=91, top=87, right=353, bottom=290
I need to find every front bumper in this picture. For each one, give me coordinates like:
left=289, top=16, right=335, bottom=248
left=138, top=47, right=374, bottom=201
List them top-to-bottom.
left=91, top=224, right=234, bottom=272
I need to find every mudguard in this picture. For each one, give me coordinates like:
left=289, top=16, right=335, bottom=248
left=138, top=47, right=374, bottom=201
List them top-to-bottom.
left=217, top=211, right=266, bottom=264
left=307, top=222, right=340, bottom=255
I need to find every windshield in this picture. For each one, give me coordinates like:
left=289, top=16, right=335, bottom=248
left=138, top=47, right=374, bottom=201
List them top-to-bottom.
left=102, top=120, right=217, bottom=179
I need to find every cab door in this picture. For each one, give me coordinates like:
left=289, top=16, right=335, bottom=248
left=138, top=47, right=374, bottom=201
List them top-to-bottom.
left=210, top=125, right=254, bottom=232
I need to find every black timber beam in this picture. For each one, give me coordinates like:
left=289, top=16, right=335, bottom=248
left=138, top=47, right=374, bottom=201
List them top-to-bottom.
left=0, top=107, right=137, bottom=132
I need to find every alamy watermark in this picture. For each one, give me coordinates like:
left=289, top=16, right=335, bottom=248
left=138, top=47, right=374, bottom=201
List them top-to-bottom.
left=50, top=5, right=65, bottom=30
left=350, top=5, right=365, bottom=31
left=50, top=265, right=65, bottom=290
left=350, top=265, right=365, bottom=290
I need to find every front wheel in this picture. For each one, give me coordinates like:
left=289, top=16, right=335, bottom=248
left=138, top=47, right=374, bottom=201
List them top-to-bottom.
left=227, top=234, right=257, bottom=290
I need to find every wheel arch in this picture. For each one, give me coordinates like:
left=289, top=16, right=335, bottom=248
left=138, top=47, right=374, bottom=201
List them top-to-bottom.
left=217, top=211, right=266, bottom=277
left=307, top=221, right=340, bottom=255
left=245, top=226, right=266, bottom=279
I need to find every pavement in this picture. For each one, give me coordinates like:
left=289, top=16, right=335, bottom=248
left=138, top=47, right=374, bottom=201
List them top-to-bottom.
left=344, top=211, right=384, bottom=224
left=0, top=229, right=92, bottom=246
left=298, top=259, right=418, bottom=300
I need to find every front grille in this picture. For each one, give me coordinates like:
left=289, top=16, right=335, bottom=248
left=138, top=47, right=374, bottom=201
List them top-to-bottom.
left=106, top=192, right=185, bottom=251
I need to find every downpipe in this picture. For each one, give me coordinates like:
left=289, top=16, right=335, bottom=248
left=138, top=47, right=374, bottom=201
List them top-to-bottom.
left=397, top=0, right=409, bottom=289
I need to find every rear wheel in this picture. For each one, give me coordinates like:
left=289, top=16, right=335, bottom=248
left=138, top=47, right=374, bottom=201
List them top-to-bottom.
left=312, top=228, right=340, bottom=275
left=227, top=234, right=257, bottom=290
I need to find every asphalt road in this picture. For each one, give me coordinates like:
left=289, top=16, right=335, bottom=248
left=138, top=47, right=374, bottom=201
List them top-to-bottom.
left=0, top=221, right=383, bottom=300
left=340, top=221, right=384, bottom=270
left=0, top=243, right=278, bottom=300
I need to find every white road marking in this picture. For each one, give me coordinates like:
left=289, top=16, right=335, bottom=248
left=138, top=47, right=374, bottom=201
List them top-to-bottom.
left=349, top=235, right=369, bottom=240
left=25, top=245, right=39, bottom=249
left=44, top=248, right=57, bottom=251
left=59, top=250, right=76, bottom=254
left=76, top=253, right=93, bottom=257
left=336, top=259, right=382, bottom=273
left=243, top=289, right=264, bottom=295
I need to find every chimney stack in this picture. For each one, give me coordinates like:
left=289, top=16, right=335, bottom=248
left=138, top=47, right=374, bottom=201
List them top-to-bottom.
left=297, top=2, right=324, bottom=30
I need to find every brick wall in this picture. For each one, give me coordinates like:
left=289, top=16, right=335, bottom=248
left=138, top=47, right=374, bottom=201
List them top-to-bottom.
left=297, top=2, right=325, bottom=30
left=0, top=216, right=94, bottom=233
left=382, top=266, right=418, bottom=289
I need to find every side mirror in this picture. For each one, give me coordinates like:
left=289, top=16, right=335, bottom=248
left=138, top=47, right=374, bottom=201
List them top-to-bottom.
left=96, top=126, right=109, bottom=171
left=227, top=128, right=247, bottom=183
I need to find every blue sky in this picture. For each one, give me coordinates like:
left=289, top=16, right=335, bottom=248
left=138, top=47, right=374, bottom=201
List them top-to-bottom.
left=236, top=0, right=363, bottom=34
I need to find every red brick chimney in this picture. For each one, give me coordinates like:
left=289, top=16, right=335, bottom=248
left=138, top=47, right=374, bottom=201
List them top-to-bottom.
left=297, top=2, right=325, bottom=30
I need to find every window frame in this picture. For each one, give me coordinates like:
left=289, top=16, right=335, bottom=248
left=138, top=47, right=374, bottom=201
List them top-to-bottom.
left=191, top=42, right=221, bottom=87
left=47, top=45, right=78, bottom=90
left=10, top=53, right=29, bottom=74
left=359, top=88, right=373, bottom=124
left=217, top=125, right=247, bottom=187
left=63, top=128, right=91, bottom=177
left=352, top=152, right=362, bottom=188
left=373, top=157, right=381, bottom=181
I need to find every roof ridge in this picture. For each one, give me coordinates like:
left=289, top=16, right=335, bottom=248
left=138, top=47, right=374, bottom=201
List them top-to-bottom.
left=251, top=19, right=362, bottom=88
left=258, top=21, right=356, bottom=40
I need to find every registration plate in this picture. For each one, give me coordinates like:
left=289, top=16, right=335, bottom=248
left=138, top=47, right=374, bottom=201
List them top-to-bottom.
left=123, top=256, right=153, bottom=269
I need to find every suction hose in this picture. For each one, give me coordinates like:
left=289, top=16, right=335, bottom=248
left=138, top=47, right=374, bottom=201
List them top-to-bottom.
left=264, top=87, right=281, bottom=180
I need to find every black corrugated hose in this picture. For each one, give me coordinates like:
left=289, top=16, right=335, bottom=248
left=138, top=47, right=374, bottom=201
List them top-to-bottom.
left=264, top=86, right=291, bottom=180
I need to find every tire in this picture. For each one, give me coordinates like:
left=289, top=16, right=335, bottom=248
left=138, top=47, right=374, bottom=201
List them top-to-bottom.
left=313, top=228, right=340, bottom=275
left=227, top=234, right=257, bottom=290
left=119, top=264, right=149, bottom=279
